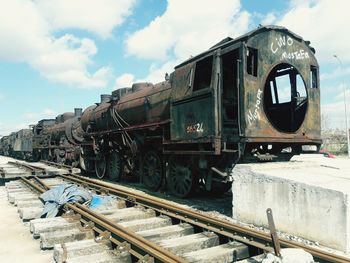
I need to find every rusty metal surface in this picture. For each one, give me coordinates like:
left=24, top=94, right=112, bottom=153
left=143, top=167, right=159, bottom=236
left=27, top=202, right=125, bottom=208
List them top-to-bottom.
left=169, top=26, right=321, bottom=149
left=242, top=28, right=321, bottom=143
left=266, top=208, right=281, bottom=257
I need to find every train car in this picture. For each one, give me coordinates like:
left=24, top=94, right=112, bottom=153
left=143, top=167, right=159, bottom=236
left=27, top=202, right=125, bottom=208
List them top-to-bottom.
left=80, top=26, right=321, bottom=197
left=32, top=109, right=84, bottom=166
left=32, top=118, right=56, bottom=161
left=10, top=129, right=33, bottom=160
left=6, top=132, right=16, bottom=157
left=0, top=135, right=10, bottom=156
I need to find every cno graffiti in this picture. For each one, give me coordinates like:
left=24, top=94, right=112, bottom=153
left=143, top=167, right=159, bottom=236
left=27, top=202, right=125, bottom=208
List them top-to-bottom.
left=271, top=35, right=309, bottom=60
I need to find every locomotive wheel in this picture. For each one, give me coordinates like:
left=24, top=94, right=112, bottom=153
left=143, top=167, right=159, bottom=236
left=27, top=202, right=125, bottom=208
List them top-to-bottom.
left=107, top=150, right=123, bottom=181
left=142, top=151, right=162, bottom=191
left=95, top=154, right=106, bottom=179
left=166, top=156, right=194, bottom=198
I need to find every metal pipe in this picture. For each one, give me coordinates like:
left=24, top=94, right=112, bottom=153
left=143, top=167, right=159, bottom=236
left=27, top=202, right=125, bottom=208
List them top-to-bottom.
left=334, top=55, right=350, bottom=158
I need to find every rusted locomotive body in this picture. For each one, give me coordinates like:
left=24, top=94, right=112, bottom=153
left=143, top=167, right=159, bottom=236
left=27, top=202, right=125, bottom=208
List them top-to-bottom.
left=81, top=26, right=321, bottom=197
left=32, top=109, right=84, bottom=166
left=32, top=118, right=56, bottom=160
left=12, top=129, right=33, bottom=159
left=0, top=130, right=33, bottom=160
left=0, top=135, right=11, bottom=156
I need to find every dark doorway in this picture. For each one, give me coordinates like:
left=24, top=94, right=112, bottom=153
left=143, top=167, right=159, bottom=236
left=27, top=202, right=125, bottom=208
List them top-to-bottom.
left=221, top=49, right=240, bottom=137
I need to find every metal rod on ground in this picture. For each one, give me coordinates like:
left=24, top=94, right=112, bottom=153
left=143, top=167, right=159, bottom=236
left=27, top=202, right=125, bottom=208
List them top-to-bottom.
left=334, top=55, right=350, bottom=158
left=266, top=208, right=281, bottom=257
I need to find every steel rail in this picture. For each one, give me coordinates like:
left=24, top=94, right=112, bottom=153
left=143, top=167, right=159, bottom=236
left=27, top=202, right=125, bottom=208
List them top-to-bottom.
left=40, top=160, right=73, bottom=172
left=8, top=161, right=46, bottom=175
left=58, top=173, right=349, bottom=263
left=20, top=176, right=186, bottom=263
left=32, top=176, right=50, bottom=191
left=66, top=203, right=186, bottom=263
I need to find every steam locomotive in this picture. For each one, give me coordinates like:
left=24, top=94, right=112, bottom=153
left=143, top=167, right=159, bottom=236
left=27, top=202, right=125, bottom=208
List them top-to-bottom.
left=0, top=26, right=322, bottom=197
left=0, top=109, right=84, bottom=165
left=31, top=109, right=84, bottom=166
left=0, top=130, right=32, bottom=159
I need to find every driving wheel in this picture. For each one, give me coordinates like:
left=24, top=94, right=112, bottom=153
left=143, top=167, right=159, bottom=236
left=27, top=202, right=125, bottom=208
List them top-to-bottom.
left=107, top=150, right=123, bottom=181
left=142, top=151, right=163, bottom=191
left=95, top=154, right=106, bottom=179
left=166, top=156, right=194, bottom=198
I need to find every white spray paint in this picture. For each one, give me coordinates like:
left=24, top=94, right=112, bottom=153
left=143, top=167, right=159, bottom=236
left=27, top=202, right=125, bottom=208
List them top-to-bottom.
left=270, top=34, right=309, bottom=61
left=247, top=89, right=262, bottom=126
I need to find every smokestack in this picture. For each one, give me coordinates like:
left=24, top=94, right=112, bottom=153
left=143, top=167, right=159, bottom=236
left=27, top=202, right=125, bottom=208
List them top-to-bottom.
left=100, top=94, right=111, bottom=103
left=74, top=108, right=82, bottom=117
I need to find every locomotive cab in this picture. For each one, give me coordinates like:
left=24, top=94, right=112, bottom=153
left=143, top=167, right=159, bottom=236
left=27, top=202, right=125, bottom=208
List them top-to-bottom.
left=165, top=26, right=321, bottom=196
left=169, top=26, right=321, bottom=158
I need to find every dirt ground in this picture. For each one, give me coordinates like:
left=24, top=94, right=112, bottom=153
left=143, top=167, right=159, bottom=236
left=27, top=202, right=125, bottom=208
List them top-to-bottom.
left=0, top=186, right=52, bottom=263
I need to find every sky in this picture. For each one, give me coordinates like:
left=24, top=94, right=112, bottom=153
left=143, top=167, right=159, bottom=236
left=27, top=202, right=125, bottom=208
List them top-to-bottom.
left=0, top=0, right=349, bottom=136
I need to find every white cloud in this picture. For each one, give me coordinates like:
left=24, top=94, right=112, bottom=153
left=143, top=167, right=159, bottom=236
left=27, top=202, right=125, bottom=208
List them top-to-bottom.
left=0, top=0, right=136, bottom=88
left=35, top=0, right=136, bottom=38
left=124, top=0, right=250, bottom=84
left=126, top=0, right=250, bottom=62
left=277, top=0, right=350, bottom=63
left=261, top=12, right=277, bottom=25
left=145, top=60, right=179, bottom=84
left=321, top=66, right=350, bottom=81
left=114, top=73, right=135, bottom=90
left=321, top=83, right=344, bottom=95
left=321, top=86, right=350, bottom=129
left=322, top=100, right=350, bottom=130
left=0, top=108, right=58, bottom=136
left=23, top=108, right=57, bottom=122
left=0, top=122, right=29, bottom=137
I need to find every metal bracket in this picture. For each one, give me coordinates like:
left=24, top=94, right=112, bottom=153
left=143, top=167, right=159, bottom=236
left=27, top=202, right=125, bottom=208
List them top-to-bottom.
left=100, top=189, right=110, bottom=196
left=126, top=196, right=136, bottom=204
left=266, top=208, right=281, bottom=257
left=62, top=210, right=81, bottom=222
left=81, top=221, right=95, bottom=231
left=95, top=231, right=111, bottom=243
left=115, top=241, right=131, bottom=254
left=61, top=242, right=68, bottom=263
left=137, top=254, right=155, bottom=263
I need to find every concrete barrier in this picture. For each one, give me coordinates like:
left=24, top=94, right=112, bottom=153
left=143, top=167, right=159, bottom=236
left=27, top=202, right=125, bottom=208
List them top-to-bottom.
left=232, top=155, right=350, bottom=253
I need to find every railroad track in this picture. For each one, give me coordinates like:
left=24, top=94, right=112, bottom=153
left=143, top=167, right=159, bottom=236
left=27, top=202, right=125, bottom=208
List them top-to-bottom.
left=40, top=160, right=77, bottom=173
left=4, top=161, right=350, bottom=262
left=7, top=161, right=47, bottom=175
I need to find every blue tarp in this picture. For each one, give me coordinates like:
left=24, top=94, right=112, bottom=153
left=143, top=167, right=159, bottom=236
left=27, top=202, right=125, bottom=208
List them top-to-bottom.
left=40, top=184, right=92, bottom=218
left=89, top=194, right=117, bottom=210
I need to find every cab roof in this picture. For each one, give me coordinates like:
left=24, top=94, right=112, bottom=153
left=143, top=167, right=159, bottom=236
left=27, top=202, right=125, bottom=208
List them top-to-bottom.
left=175, top=25, right=306, bottom=69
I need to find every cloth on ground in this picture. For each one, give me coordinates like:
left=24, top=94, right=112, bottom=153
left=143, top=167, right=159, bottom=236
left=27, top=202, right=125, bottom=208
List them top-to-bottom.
left=40, top=183, right=92, bottom=218
left=89, top=194, right=118, bottom=210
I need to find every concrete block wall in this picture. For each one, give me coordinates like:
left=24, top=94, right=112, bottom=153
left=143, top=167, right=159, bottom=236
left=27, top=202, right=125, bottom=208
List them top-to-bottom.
left=232, top=161, right=350, bottom=253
